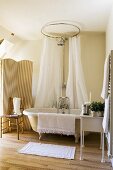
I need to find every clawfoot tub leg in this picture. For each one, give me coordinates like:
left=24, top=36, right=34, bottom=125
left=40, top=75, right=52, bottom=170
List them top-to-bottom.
left=39, top=133, right=41, bottom=140
left=75, top=134, right=79, bottom=143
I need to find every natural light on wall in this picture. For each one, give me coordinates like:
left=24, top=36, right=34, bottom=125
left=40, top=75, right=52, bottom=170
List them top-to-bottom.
left=0, top=39, right=13, bottom=58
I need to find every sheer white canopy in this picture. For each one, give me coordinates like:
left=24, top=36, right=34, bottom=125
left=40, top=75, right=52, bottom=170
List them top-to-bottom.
left=35, top=36, right=88, bottom=109
left=66, top=36, right=88, bottom=108
left=35, top=37, right=63, bottom=108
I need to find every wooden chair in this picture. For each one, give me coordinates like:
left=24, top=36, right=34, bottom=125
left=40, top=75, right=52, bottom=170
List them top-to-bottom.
left=0, top=97, right=24, bottom=140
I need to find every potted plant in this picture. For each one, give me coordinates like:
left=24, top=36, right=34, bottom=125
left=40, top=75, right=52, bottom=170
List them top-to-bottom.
left=89, top=101, right=104, bottom=117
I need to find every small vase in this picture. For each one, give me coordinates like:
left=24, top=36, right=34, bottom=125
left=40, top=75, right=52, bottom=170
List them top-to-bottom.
left=91, top=111, right=103, bottom=117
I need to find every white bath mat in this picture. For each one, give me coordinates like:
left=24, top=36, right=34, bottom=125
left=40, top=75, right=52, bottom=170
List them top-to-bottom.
left=18, top=142, right=75, bottom=159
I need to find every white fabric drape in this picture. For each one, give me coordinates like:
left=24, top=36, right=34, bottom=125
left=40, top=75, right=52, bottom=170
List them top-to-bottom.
left=66, top=36, right=88, bottom=109
left=35, top=37, right=63, bottom=108
left=0, top=40, right=13, bottom=58
left=101, top=55, right=110, bottom=99
left=101, top=55, right=110, bottom=133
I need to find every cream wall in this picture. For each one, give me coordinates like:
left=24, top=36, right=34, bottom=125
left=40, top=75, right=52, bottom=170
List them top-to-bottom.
left=106, top=5, right=113, bottom=55
left=3, top=32, right=105, bottom=105
left=80, top=32, right=105, bottom=102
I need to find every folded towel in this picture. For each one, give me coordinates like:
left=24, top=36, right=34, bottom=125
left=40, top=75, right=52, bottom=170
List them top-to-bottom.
left=101, top=55, right=110, bottom=99
left=102, top=96, right=110, bottom=133
left=13, top=97, right=21, bottom=115
left=37, top=113, right=75, bottom=135
left=37, top=113, right=57, bottom=134
left=57, top=114, right=75, bottom=135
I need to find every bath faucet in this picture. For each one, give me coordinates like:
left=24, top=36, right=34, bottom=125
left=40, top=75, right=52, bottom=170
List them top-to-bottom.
left=57, top=97, right=70, bottom=114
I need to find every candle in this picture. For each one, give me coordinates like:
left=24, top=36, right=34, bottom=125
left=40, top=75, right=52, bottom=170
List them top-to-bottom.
left=89, top=92, right=92, bottom=102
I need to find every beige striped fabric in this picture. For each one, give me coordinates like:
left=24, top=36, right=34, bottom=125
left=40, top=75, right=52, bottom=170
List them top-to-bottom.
left=0, top=59, right=33, bottom=130
left=2, top=59, right=18, bottom=114
left=17, top=60, right=33, bottom=130
left=17, top=60, right=33, bottom=108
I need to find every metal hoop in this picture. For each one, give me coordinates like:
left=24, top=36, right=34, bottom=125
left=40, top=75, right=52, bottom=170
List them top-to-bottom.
left=41, top=21, right=80, bottom=39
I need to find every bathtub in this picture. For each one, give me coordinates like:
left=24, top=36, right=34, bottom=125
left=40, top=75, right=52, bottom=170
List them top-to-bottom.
left=23, top=108, right=81, bottom=142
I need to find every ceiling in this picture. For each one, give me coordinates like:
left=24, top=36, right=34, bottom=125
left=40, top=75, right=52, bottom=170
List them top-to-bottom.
left=0, top=0, right=112, bottom=40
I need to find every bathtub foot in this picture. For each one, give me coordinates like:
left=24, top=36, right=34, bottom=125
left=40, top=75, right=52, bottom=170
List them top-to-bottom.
left=39, top=133, right=42, bottom=140
left=75, top=134, right=79, bottom=143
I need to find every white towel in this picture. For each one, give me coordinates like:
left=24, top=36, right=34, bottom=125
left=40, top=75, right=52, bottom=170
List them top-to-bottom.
left=101, top=55, right=110, bottom=99
left=102, top=96, right=110, bottom=133
left=13, top=97, right=21, bottom=115
left=37, top=113, right=75, bottom=135
left=37, top=113, right=57, bottom=133
left=57, top=114, right=75, bottom=135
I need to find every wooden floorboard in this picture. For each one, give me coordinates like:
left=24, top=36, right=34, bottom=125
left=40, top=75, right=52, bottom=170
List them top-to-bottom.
left=0, top=131, right=112, bottom=170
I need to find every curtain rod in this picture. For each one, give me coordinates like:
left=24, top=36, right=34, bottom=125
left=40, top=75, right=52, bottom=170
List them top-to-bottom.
left=41, top=21, right=80, bottom=39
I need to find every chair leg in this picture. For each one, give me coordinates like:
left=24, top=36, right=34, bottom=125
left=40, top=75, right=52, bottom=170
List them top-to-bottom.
left=21, top=116, right=24, bottom=133
left=8, top=118, right=11, bottom=132
left=16, top=118, right=19, bottom=140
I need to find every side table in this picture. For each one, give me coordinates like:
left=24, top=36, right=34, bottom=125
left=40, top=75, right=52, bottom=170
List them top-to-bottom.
left=80, top=115, right=104, bottom=162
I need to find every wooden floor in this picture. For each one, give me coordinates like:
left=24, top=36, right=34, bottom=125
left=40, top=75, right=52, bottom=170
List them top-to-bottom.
left=0, top=131, right=112, bottom=170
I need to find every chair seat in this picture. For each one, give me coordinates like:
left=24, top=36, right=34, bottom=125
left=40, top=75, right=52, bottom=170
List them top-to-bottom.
left=1, top=114, right=23, bottom=118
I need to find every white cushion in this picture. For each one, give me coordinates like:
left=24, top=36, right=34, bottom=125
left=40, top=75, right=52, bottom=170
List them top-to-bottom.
left=13, top=97, right=21, bottom=115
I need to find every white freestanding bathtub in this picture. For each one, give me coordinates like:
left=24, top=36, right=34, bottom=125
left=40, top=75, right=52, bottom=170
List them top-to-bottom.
left=23, top=108, right=81, bottom=142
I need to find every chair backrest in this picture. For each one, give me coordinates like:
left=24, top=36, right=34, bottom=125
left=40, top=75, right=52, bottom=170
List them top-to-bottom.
left=8, top=97, right=24, bottom=114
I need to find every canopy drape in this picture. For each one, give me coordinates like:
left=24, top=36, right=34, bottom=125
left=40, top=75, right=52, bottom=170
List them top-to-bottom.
left=66, top=36, right=88, bottom=108
left=35, top=37, right=63, bottom=108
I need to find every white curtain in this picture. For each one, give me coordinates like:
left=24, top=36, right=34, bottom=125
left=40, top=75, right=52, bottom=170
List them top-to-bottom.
left=66, top=36, right=88, bottom=109
left=35, top=37, right=63, bottom=108
left=0, top=39, right=13, bottom=58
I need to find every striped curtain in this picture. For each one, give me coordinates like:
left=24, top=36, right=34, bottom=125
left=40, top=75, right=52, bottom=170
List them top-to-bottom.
left=0, top=59, right=33, bottom=130
left=18, top=60, right=33, bottom=129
